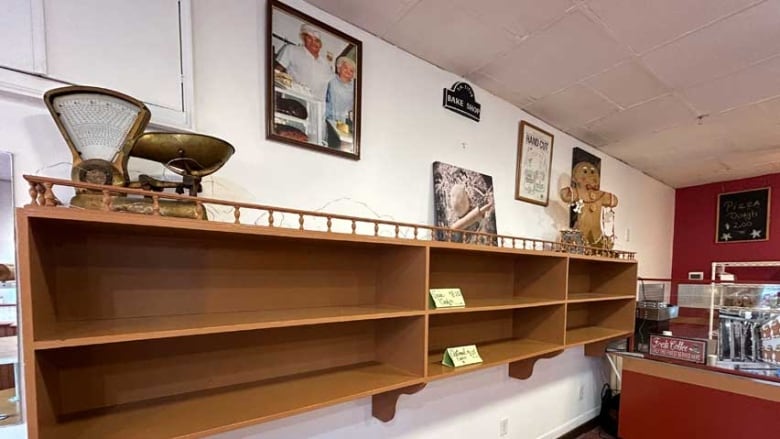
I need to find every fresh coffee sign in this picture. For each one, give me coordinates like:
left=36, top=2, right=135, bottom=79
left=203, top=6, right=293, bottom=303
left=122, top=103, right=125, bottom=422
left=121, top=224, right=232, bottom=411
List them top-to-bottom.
left=443, top=82, right=481, bottom=122
left=649, top=335, right=707, bottom=364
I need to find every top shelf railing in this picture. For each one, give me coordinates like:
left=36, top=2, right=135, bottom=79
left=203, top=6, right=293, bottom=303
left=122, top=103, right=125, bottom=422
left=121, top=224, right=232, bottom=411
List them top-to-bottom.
left=23, top=175, right=635, bottom=260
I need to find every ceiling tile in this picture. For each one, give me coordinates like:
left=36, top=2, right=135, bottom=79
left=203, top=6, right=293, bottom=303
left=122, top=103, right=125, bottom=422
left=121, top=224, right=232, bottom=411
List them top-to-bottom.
left=305, top=0, right=421, bottom=36
left=384, top=0, right=517, bottom=75
left=451, top=0, right=573, bottom=37
left=586, top=0, right=763, bottom=54
left=641, top=1, right=780, bottom=89
left=476, top=11, right=629, bottom=98
left=683, top=55, right=780, bottom=114
left=585, top=61, right=669, bottom=108
left=465, top=72, right=536, bottom=108
left=525, top=84, right=619, bottom=130
left=507, top=93, right=536, bottom=109
left=585, top=95, right=696, bottom=142
left=757, top=95, right=780, bottom=122
left=703, top=105, right=780, bottom=151
left=568, top=127, right=611, bottom=147
left=598, top=130, right=681, bottom=169
left=719, top=147, right=780, bottom=170
left=646, top=158, right=730, bottom=187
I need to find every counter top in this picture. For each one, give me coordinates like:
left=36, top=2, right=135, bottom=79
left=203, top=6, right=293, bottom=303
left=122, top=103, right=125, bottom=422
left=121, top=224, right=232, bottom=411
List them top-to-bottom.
left=620, top=354, right=780, bottom=401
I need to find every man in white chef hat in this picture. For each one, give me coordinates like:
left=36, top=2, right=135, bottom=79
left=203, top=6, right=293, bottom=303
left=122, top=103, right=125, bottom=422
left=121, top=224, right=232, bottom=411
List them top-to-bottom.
left=275, top=23, right=333, bottom=100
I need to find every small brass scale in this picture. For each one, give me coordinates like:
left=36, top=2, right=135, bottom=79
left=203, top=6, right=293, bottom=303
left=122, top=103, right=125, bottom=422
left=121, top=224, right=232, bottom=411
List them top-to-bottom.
left=45, top=86, right=234, bottom=219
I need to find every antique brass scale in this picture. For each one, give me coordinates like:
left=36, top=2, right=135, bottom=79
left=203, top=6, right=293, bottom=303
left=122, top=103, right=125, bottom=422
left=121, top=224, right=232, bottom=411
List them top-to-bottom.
left=44, top=86, right=235, bottom=219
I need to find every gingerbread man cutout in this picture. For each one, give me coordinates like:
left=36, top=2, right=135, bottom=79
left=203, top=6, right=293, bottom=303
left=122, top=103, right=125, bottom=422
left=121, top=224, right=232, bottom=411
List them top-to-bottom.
left=560, top=161, right=618, bottom=248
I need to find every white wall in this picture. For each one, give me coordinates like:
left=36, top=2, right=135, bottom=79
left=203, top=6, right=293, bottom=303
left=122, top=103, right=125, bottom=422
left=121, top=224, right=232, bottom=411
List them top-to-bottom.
left=0, top=0, right=675, bottom=437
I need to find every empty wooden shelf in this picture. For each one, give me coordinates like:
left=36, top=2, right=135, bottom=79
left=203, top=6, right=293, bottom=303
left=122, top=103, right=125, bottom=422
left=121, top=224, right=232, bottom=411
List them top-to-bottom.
left=16, top=206, right=637, bottom=438
left=23, top=214, right=427, bottom=349
left=429, top=248, right=568, bottom=308
left=568, top=256, right=637, bottom=301
left=565, top=299, right=636, bottom=347
left=427, top=305, right=565, bottom=379
left=34, top=317, right=425, bottom=439
left=43, top=362, right=419, bottom=439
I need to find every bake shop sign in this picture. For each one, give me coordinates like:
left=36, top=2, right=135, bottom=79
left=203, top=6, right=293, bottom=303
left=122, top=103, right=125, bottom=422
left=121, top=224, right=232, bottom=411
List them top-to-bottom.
left=443, top=82, right=481, bottom=122
left=649, top=334, right=707, bottom=364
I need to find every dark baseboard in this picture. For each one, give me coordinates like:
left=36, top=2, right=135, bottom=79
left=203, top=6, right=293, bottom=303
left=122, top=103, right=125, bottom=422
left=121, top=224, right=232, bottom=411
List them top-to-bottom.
left=557, top=416, right=600, bottom=439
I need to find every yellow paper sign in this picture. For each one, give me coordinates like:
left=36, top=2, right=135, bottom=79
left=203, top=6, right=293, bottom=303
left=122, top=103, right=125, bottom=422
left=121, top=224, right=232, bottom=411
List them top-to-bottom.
left=429, top=288, right=466, bottom=309
left=442, top=344, right=483, bottom=368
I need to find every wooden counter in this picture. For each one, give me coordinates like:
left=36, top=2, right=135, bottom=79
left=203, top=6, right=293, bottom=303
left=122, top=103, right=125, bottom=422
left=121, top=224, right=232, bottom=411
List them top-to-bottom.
left=619, top=355, right=780, bottom=439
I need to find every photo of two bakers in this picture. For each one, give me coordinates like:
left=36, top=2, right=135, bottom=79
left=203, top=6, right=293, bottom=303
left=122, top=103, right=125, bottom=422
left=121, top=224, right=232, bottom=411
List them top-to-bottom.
left=271, top=6, right=358, bottom=154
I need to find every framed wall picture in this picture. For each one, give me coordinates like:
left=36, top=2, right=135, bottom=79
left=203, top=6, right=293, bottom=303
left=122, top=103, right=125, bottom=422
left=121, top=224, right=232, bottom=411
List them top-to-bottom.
left=267, top=0, right=362, bottom=159
left=515, top=121, right=554, bottom=206
left=432, top=161, right=497, bottom=245
left=716, top=187, right=770, bottom=243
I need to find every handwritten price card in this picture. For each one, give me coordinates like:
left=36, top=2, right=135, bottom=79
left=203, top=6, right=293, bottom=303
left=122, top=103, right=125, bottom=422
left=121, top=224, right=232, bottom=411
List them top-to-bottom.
left=429, top=288, right=466, bottom=309
left=649, top=334, right=707, bottom=364
left=442, top=344, right=483, bottom=368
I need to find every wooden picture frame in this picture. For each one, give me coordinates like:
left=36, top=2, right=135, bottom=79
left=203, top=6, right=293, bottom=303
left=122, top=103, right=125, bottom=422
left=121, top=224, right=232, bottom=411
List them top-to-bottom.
left=267, top=0, right=362, bottom=159
left=515, top=121, right=554, bottom=206
left=715, top=187, right=771, bottom=243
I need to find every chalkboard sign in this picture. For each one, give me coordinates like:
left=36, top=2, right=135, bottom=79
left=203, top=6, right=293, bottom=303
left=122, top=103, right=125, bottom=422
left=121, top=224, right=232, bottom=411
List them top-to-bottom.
left=716, top=187, right=770, bottom=243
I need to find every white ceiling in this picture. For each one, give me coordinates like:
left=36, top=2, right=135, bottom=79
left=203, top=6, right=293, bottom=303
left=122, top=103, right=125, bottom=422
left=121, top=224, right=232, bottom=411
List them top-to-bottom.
left=307, top=0, right=780, bottom=188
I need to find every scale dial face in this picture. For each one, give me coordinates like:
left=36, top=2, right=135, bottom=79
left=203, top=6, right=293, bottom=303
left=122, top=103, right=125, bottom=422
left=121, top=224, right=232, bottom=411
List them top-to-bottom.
left=52, top=93, right=142, bottom=162
left=75, top=159, right=116, bottom=185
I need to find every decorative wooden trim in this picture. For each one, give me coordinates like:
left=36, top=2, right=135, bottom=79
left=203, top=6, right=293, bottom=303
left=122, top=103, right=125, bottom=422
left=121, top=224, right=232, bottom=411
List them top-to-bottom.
left=22, top=175, right=636, bottom=260
left=508, top=350, right=564, bottom=380
left=371, top=383, right=426, bottom=422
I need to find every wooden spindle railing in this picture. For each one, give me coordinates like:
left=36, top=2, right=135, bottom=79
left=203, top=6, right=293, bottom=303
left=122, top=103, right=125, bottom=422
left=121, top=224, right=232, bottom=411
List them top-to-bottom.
left=21, top=174, right=636, bottom=260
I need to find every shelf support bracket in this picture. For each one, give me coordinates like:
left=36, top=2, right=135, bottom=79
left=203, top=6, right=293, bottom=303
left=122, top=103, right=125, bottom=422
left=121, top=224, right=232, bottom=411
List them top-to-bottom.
left=584, top=336, right=628, bottom=357
left=508, top=350, right=564, bottom=380
left=372, top=383, right=426, bottom=422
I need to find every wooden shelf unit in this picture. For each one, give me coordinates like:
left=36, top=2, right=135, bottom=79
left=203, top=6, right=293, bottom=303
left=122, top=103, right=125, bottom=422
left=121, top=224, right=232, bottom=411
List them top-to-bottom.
left=17, top=207, right=637, bottom=438
left=429, top=248, right=568, bottom=308
left=567, top=256, right=638, bottom=300
left=565, top=299, right=636, bottom=347
left=427, top=305, right=565, bottom=380
left=34, top=319, right=424, bottom=439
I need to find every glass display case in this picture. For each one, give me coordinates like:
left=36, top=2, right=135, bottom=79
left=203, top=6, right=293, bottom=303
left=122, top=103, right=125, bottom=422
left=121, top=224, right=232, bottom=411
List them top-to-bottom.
left=708, top=262, right=780, bottom=378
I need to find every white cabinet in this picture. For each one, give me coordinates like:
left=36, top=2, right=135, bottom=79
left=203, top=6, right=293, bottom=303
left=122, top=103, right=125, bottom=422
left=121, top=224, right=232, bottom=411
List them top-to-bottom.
left=0, top=0, right=193, bottom=129
left=0, top=0, right=44, bottom=72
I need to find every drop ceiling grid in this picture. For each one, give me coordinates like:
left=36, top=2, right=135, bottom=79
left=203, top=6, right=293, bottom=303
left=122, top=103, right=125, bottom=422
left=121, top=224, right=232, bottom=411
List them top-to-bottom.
left=304, top=0, right=780, bottom=187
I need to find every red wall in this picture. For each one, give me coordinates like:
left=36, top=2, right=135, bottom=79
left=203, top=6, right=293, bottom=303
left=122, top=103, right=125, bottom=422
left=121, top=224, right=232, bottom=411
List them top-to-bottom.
left=672, top=173, right=780, bottom=282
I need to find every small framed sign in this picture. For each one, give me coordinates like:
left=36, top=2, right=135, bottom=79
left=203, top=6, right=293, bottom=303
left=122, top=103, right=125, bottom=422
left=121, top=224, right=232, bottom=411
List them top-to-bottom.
left=442, top=82, right=481, bottom=122
left=515, top=121, right=554, bottom=206
left=716, top=187, right=770, bottom=243
left=649, top=334, right=707, bottom=364
left=442, top=344, right=483, bottom=368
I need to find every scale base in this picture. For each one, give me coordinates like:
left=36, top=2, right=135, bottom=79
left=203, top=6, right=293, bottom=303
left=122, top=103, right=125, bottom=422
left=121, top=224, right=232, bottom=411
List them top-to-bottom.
left=70, top=192, right=207, bottom=220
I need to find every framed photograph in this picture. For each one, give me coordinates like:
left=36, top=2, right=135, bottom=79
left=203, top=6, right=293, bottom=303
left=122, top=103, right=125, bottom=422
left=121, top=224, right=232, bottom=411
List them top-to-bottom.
left=267, top=0, right=362, bottom=159
left=515, top=121, right=554, bottom=206
left=432, top=161, right=497, bottom=245
left=716, top=187, right=770, bottom=243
